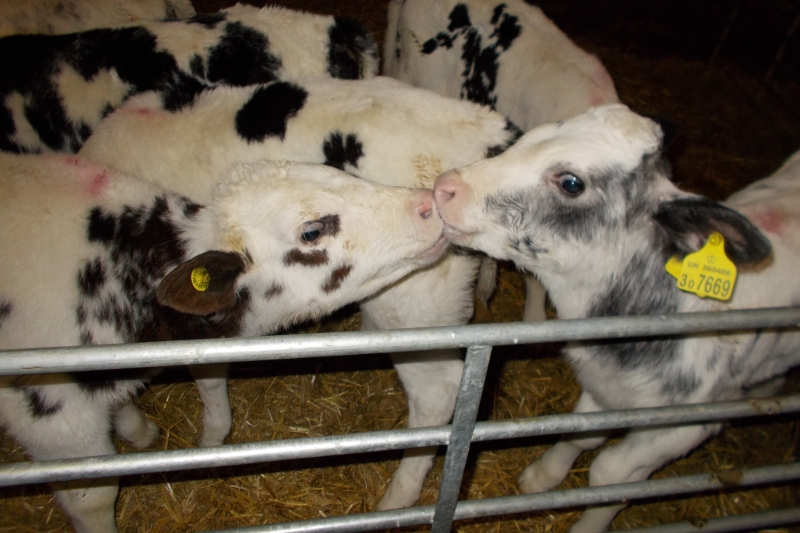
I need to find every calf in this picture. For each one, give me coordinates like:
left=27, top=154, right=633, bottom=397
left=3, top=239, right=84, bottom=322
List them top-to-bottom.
left=0, top=0, right=195, bottom=37
left=385, top=0, right=620, bottom=320
left=0, top=3, right=378, bottom=154
left=78, top=75, right=519, bottom=510
left=434, top=104, right=799, bottom=533
left=0, top=154, right=446, bottom=533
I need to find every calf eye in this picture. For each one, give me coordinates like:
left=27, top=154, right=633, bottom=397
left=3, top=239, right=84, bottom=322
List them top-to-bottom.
left=559, top=173, right=585, bottom=197
left=301, top=222, right=323, bottom=244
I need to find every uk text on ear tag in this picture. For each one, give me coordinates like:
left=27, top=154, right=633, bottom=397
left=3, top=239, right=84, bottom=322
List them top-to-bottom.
left=671, top=232, right=737, bottom=301
left=191, top=266, right=211, bottom=292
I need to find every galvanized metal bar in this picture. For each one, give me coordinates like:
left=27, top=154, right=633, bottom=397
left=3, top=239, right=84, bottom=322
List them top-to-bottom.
left=1, top=307, right=799, bottom=375
left=431, top=345, right=492, bottom=533
left=2, top=394, right=799, bottom=487
left=207, top=463, right=800, bottom=533
left=622, top=508, right=800, bottom=533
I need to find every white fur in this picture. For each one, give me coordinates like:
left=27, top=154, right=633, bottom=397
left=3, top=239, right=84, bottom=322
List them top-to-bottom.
left=0, top=0, right=195, bottom=36
left=385, top=0, right=621, bottom=322
left=78, top=75, right=516, bottom=510
left=434, top=104, right=800, bottom=533
left=0, top=154, right=445, bottom=533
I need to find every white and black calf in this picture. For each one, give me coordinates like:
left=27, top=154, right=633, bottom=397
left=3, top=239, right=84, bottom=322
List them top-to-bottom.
left=0, top=0, right=195, bottom=37
left=385, top=0, right=620, bottom=321
left=0, top=3, right=378, bottom=154
left=78, top=75, right=519, bottom=510
left=434, top=104, right=799, bottom=533
left=0, top=154, right=446, bottom=533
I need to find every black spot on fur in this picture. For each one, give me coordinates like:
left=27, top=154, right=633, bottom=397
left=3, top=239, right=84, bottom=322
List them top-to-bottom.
left=448, top=4, right=472, bottom=31
left=188, top=12, right=227, bottom=29
left=327, top=17, right=378, bottom=80
left=207, top=22, right=281, bottom=86
left=189, top=54, right=205, bottom=78
left=235, top=82, right=307, bottom=143
left=0, top=104, right=21, bottom=153
left=486, top=119, right=522, bottom=157
left=323, top=132, right=364, bottom=170
left=76, top=196, right=251, bottom=393
left=317, top=214, right=341, bottom=238
left=284, top=249, right=329, bottom=267
left=78, top=258, right=106, bottom=297
left=323, top=265, right=353, bottom=293
left=264, top=283, right=284, bottom=300
left=0, top=300, right=11, bottom=331
left=23, top=388, right=63, bottom=418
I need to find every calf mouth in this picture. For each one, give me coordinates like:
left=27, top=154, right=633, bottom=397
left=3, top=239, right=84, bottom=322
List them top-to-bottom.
left=413, top=235, right=449, bottom=263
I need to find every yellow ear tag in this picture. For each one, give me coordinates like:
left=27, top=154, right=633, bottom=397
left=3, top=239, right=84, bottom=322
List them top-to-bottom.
left=665, top=232, right=737, bottom=301
left=191, top=266, right=211, bottom=292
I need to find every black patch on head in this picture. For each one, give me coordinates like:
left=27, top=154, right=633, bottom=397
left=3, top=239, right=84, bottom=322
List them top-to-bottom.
left=188, top=12, right=227, bottom=29
left=327, top=16, right=378, bottom=80
left=207, top=21, right=281, bottom=86
left=235, top=82, right=307, bottom=143
left=323, top=132, right=364, bottom=170
left=317, top=214, right=341, bottom=238
left=284, top=249, right=329, bottom=267
left=78, top=258, right=106, bottom=297
left=323, top=264, right=353, bottom=293
left=264, top=283, right=284, bottom=300
left=0, top=300, right=12, bottom=331
left=22, top=388, right=63, bottom=418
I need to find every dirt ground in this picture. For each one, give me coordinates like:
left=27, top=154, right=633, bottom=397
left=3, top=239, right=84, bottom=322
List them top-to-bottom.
left=1, top=1, right=799, bottom=532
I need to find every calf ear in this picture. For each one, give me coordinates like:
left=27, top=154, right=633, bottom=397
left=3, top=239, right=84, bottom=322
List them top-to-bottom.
left=653, top=197, right=772, bottom=266
left=157, top=251, right=247, bottom=315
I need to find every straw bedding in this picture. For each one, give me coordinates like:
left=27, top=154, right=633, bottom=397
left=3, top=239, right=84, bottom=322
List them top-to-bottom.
left=1, top=0, right=799, bottom=531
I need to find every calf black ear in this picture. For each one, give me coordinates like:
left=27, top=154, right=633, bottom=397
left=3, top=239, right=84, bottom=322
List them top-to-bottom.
left=653, top=197, right=772, bottom=266
left=157, top=251, right=247, bottom=315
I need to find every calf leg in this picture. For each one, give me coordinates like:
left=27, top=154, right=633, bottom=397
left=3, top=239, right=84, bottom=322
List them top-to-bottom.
left=361, top=254, right=479, bottom=510
left=189, top=363, right=231, bottom=447
left=0, top=383, right=120, bottom=533
left=519, top=391, right=608, bottom=494
left=114, top=400, right=158, bottom=449
left=570, top=422, right=721, bottom=533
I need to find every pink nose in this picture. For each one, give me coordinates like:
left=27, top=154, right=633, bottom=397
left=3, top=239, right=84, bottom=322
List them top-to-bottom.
left=434, top=170, right=464, bottom=207
left=413, top=189, right=437, bottom=220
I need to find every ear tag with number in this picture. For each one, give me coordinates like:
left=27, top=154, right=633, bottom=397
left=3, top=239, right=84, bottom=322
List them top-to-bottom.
left=664, top=232, right=737, bottom=301
left=191, top=266, right=211, bottom=292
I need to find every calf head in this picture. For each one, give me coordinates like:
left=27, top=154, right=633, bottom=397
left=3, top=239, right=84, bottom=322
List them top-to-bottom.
left=434, top=105, right=770, bottom=310
left=159, top=160, right=447, bottom=333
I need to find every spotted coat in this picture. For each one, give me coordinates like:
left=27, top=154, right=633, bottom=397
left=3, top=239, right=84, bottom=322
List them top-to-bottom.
left=0, top=0, right=195, bottom=37
left=0, top=3, right=378, bottom=154
left=78, top=74, right=519, bottom=511
left=433, top=104, right=800, bottom=533
left=0, top=155, right=445, bottom=533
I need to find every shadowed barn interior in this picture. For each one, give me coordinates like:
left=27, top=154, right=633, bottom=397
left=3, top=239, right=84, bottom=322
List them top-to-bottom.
left=1, top=1, right=799, bottom=531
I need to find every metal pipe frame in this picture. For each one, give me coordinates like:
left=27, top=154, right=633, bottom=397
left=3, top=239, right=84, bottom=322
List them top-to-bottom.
left=2, top=306, right=800, bottom=533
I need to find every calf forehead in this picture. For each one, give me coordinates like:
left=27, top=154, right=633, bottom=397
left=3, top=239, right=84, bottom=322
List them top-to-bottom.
left=511, top=105, right=662, bottom=175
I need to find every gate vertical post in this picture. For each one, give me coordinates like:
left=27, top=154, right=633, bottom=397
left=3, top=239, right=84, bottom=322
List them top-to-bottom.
left=430, top=345, right=492, bottom=533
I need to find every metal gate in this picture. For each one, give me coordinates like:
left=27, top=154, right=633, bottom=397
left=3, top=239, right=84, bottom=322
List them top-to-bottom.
left=2, top=306, right=800, bottom=532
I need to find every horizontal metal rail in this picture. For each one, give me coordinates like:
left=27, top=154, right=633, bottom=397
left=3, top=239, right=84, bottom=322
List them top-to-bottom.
left=1, top=306, right=799, bottom=375
left=2, top=394, right=798, bottom=487
left=206, top=463, right=800, bottom=533
left=623, top=508, right=800, bottom=533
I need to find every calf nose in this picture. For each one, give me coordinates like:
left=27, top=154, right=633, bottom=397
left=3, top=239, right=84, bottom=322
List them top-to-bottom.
left=434, top=170, right=464, bottom=206
left=413, top=189, right=437, bottom=220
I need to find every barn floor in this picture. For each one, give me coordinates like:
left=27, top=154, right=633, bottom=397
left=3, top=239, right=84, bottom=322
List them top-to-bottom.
left=2, top=1, right=800, bottom=532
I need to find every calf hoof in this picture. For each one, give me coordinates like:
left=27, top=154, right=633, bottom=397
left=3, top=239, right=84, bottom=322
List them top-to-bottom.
left=128, top=417, right=159, bottom=449
left=517, top=462, right=562, bottom=494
